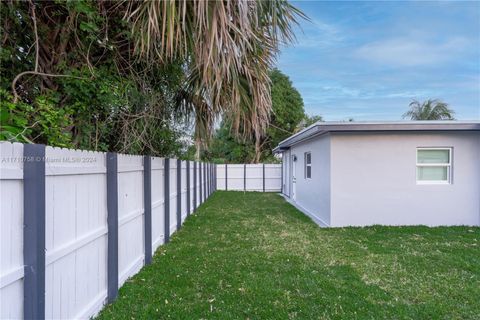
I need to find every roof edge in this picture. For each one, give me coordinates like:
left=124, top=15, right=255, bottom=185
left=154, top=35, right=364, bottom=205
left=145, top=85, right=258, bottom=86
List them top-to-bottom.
left=276, top=121, right=480, bottom=150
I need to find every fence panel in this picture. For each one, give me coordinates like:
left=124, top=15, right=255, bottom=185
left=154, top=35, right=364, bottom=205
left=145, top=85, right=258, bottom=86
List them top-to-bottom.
left=0, top=141, right=217, bottom=319
left=0, top=142, right=24, bottom=319
left=44, top=146, right=108, bottom=319
left=117, top=154, right=144, bottom=287
left=151, top=157, right=165, bottom=251
left=168, top=159, right=177, bottom=236
left=181, top=161, right=188, bottom=222
left=189, top=161, right=194, bottom=214
left=196, top=162, right=201, bottom=205
left=216, top=164, right=281, bottom=192
left=216, top=164, right=226, bottom=190
left=226, top=164, right=244, bottom=190
left=245, top=164, right=263, bottom=191
left=265, top=164, right=282, bottom=192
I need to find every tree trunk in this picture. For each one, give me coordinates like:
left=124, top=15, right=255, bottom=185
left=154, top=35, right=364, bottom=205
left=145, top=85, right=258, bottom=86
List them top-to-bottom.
left=195, top=137, right=201, bottom=161
left=254, top=137, right=261, bottom=163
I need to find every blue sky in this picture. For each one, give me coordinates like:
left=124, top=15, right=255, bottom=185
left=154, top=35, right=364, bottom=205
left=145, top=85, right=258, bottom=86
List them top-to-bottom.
left=276, top=1, right=480, bottom=121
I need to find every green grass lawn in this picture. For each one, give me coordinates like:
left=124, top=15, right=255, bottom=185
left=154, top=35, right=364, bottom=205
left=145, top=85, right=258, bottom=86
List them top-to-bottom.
left=97, top=191, right=480, bottom=319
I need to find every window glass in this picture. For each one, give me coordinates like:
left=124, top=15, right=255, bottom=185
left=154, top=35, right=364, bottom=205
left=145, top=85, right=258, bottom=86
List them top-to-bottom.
left=416, top=148, right=451, bottom=184
left=417, top=150, right=449, bottom=164
left=304, top=152, right=312, bottom=179
left=417, top=167, right=448, bottom=181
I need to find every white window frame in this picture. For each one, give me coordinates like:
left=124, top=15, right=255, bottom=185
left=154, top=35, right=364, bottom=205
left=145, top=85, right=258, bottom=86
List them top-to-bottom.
left=416, top=147, right=452, bottom=185
left=304, top=152, right=312, bottom=179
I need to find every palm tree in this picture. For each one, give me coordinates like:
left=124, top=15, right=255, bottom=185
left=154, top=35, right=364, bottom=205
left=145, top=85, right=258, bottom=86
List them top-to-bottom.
left=126, top=1, right=306, bottom=158
left=403, top=99, right=455, bottom=120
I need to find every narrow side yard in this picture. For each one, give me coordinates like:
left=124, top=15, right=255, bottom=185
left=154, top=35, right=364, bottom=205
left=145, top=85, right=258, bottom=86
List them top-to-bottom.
left=97, top=191, right=480, bottom=319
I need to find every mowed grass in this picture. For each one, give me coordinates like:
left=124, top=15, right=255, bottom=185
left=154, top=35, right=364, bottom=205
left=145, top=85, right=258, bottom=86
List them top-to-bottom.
left=97, top=191, right=480, bottom=319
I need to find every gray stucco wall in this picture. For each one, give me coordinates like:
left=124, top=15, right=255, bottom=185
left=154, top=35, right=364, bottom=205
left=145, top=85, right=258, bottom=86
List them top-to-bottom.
left=330, top=132, right=480, bottom=227
left=289, top=135, right=331, bottom=226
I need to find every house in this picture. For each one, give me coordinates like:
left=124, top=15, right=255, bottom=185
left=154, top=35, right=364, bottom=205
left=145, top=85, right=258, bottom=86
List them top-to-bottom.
left=274, top=121, right=480, bottom=227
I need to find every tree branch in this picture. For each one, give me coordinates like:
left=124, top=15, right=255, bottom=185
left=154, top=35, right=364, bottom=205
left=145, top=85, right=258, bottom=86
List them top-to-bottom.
left=30, top=0, right=39, bottom=73
left=11, top=1, right=88, bottom=103
left=12, top=71, right=88, bottom=103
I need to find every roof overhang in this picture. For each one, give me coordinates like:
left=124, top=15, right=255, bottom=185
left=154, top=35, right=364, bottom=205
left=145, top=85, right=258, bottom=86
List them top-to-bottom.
left=274, top=121, right=480, bottom=152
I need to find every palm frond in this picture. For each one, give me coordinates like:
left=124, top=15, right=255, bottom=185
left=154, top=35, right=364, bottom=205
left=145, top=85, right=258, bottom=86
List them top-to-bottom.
left=125, top=0, right=305, bottom=154
left=403, top=99, right=455, bottom=120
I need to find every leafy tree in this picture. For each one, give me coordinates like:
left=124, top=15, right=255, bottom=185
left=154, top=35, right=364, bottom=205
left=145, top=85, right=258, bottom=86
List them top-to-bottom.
left=0, top=0, right=305, bottom=159
left=208, top=69, right=312, bottom=163
left=266, top=69, right=306, bottom=152
left=403, top=99, right=455, bottom=120
left=298, top=114, right=324, bottom=130
left=207, top=123, right=256, bottom=163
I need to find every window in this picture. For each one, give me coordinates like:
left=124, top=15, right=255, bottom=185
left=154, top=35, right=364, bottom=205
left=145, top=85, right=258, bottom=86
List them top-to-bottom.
left=416, top=148, right=452, bottom=184
left=304, top=152, right=312, bottom=179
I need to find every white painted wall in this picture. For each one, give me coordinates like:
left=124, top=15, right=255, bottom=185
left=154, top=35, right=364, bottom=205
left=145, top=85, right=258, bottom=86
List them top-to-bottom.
left=282, top=132, right=480, bottom=227
left=330, top=132, right=480, bottom=227
left=288, top=135, right=331, bottom=226
left=0, top=142, right=213, bottom=320
left=215, top=164, right=282, bottom=192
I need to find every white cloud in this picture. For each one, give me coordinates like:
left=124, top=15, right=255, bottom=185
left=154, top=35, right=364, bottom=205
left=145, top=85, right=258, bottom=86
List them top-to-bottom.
left=295, top=19, right=344, bottom=49
left=354, top=36, right=470, bottom=67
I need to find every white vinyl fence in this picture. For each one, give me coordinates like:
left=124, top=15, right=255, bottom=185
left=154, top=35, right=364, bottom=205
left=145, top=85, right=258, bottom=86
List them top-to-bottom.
left=0, top=142, right=216, bottom=320
left=216, top=164, right=282, bottom=192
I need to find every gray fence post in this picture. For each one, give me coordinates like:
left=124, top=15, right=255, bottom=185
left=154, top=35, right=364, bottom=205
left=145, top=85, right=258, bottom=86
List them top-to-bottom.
left=23, top=144, right=46, bottom=320
left=106, top=152, right=118, bottom=303
left=144, top=156, right=152, bottom=265
left=164, top=158, right=170, bottom=243
left=176, top=159, right=181, bottom=230
left=187, top=161, right=190, bottom=216
left=193, top=161, right=197, bottom=209
left=204, top=163, right=207, bottom=201
left=225, top=164, right=228, bottom=191
left=263, top=164, right=265, bottom=192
